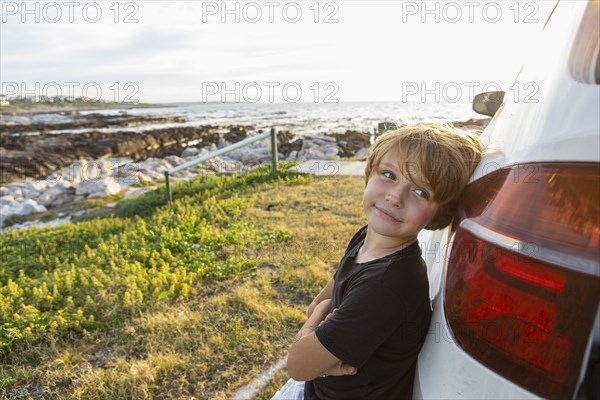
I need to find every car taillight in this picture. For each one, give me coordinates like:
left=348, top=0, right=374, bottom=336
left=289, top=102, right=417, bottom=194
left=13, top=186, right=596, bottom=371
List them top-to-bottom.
left=445, top=163, right=600, bottom=400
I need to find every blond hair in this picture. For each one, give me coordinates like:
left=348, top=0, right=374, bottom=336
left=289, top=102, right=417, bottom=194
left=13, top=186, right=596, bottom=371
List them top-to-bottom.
left=365, top=123, right=483, bottom=230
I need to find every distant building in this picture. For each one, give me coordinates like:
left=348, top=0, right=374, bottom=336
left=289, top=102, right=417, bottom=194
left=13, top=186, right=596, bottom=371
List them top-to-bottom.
left=0, top=94, right=9, bottom=106
left=25, top=95, right=40, bottom=103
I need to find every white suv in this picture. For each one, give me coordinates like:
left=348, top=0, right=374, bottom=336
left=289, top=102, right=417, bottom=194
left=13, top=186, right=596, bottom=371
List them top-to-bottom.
left=414, top=1, right=599, bottom=399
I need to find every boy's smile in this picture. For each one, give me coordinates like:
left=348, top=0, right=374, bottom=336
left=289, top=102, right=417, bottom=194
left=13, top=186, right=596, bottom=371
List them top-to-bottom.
left=362, top=152, right=440, bottom=253
left=373, top=205, right=403, bottom=222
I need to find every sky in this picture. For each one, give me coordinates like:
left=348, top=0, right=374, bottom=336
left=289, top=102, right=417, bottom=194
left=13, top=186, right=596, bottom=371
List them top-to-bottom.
left=0, top=0, right=557, bottom=104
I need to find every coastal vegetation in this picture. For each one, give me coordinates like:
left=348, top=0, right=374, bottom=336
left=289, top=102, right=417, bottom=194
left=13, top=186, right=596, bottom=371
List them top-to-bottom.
left=0, top=164, right=365, bottom=399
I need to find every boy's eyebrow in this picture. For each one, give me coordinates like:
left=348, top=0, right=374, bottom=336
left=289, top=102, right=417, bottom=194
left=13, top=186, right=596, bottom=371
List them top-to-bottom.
left=380, top=162, right=398, bottom=170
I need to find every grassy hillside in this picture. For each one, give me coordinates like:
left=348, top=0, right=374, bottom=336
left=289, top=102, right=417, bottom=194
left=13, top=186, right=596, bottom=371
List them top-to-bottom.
left=0, top=164, right=365, bottom=399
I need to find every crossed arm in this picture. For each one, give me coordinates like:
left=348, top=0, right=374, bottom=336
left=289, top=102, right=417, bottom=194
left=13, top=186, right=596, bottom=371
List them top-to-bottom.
left=306, top=278, right=334, bottom=318
left=286, top=279, right=357, bottom=381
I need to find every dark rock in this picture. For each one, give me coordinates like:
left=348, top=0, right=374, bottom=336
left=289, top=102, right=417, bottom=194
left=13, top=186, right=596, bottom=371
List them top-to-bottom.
left=0, top=112, right=187, bottom=135
left=0, top=126, right=227, bottom=185
left=223, top=126, right=250, bottom=143
left=277, top=130, right=302, bottom=158
left=328, top=130, right=372, bottom=158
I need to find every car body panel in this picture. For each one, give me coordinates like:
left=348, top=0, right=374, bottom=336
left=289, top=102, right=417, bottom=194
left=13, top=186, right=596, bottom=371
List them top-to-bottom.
left=414, top=1, right=599, bottom=398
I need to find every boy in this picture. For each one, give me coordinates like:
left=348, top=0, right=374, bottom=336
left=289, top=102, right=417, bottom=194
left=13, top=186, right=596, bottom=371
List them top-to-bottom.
left=273, top=124, right=483, bottom=400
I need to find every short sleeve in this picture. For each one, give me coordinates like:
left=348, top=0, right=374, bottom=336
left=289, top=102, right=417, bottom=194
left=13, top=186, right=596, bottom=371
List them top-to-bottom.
left=314, top=279, right=406, bottom=369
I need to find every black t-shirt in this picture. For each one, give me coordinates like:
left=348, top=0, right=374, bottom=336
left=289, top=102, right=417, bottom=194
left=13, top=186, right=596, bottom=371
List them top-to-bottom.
left=304, top=226, right=432, bottom=400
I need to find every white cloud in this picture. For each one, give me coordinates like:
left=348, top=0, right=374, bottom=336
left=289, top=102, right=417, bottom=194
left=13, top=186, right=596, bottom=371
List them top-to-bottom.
left=0, top=0, right=555, bottom=102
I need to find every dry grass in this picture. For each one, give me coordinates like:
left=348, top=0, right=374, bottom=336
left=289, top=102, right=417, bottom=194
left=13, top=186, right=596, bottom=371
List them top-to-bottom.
left=1, top=174, right=366, bottom=399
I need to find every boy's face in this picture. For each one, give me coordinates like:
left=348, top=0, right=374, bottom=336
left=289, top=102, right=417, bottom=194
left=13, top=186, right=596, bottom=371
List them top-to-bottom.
left=363, top=152, right=440, bottom=245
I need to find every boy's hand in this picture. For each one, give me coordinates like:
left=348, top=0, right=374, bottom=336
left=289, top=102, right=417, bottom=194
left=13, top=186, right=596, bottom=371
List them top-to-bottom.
left=310, top=299, right=332, bottom=324
left=318, top=308, right=337, bottom=327
left=319, top=360, right=358, bottom=377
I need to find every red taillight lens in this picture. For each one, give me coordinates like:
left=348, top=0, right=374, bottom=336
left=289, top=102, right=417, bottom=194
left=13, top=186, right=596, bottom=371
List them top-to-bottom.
left=445, top=163, right=600, bottom=400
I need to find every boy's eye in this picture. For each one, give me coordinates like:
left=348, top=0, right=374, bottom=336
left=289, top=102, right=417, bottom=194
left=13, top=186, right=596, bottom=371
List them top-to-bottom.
left=382, top=171, right=396, bottom=180
left=414, top=188, right=430, bottom=200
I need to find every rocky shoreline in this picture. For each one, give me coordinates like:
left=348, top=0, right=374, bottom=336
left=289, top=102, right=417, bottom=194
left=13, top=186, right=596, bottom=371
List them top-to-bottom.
left=0, top=111, right=489, bottom=229
left=1, top=112, right=186, bottom=135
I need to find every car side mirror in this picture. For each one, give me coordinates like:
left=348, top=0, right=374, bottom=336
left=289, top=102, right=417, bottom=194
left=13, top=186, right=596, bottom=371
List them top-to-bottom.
left=473, top=91, right=505, bottom=117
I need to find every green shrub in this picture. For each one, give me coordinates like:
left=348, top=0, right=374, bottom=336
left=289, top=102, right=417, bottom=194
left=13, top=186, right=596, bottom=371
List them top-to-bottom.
left=0, top=163, right=308, bottom=357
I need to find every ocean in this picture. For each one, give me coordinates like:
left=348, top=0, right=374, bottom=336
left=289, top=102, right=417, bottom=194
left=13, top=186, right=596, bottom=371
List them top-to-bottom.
left=4, top=101, right=482, bottom=137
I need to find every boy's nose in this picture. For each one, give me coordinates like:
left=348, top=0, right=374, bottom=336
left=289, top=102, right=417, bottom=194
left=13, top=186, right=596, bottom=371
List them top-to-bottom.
left=385, top=192, right=404, bottom=208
